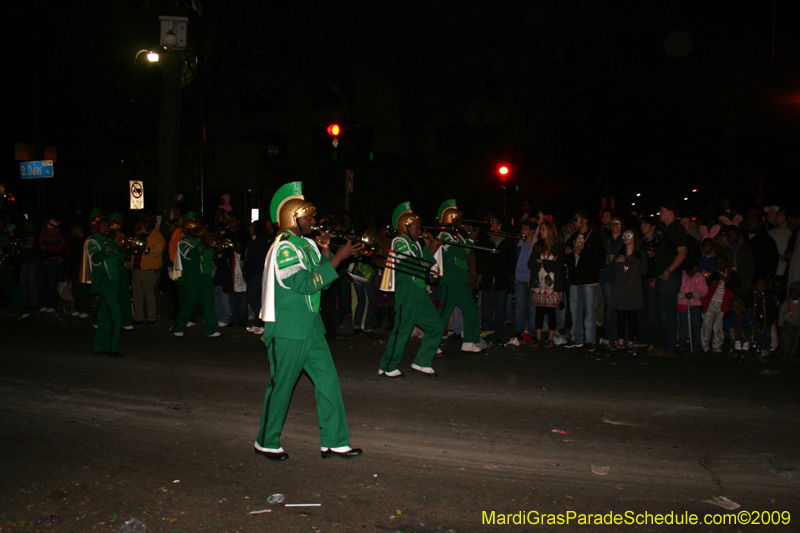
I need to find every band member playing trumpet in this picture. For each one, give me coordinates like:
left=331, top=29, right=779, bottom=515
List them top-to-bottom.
left=255, top=181, right=364, bottom=461
left=434, top=199, right=483, bottom=353
left=379, top=202, right=445, bottom=378
left=171, top=213, right=222, bottom=338
left=0, top=215, right=29, bottom=320
left=86, top=217, right=123, bottom=355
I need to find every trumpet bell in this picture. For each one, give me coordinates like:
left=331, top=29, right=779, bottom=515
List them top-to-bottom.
left=131, top=234, right=148, bottom=255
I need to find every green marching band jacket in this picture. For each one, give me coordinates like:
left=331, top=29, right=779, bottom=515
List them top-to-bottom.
left=260, top=230, right=339, bottom=340
left=86, top=234, right=120, bottom=294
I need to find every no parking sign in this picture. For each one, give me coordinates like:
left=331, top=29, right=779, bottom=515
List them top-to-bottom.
left=130, top=181, right=144, bottom=209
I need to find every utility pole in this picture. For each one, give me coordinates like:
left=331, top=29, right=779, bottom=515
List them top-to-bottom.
left=156, top=11, right=188, bottom=222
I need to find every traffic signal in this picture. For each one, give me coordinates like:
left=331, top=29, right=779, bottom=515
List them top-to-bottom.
left=327, top=124, right=340, bottom=148
left=497, top=165, right=510, bottom=178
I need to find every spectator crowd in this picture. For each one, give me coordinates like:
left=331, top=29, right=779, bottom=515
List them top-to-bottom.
left=1, top=195, right=799, bottom=360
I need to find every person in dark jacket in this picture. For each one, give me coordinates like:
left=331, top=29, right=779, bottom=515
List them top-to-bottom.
left=564, top=210, right=606, bottom=352
left=744, top=211, right=779, bottom=283
left=475, top=216, right=517, bottom=346
left=245, top=219, right=271, bottom=335
left=527, top=219, right=565, bottom=348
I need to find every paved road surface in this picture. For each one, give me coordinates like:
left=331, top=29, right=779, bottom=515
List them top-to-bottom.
left=1, top=310, right=798, bottom=532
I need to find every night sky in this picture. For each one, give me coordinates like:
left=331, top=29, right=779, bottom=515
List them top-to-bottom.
left=7, top=1, right=800, bottom=222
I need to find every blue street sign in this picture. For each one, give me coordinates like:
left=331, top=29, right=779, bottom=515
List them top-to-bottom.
left=20, top=160, right=54, bottom=179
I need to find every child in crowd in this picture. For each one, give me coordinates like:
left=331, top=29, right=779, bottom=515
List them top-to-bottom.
left=697, top=224, right=720, bottom=279
left=610, top=229, right=647, bottom=354
left=701, top=255, right=740, bottom=353
left=677, top=263, right=708, bottom=353
left=744, top=278, right=778, bottom=355
left=778, top=282, right=800, bottom=358
left=723, top=298, right=757, bottom=351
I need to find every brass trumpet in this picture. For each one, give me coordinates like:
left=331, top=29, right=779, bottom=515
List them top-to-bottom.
left=0, top=238, right=21, bottom=269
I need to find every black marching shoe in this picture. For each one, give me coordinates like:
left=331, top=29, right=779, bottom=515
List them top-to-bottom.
left=254, top=448, right=289, bottom=462
left=321, top=448, right=363, bottom=459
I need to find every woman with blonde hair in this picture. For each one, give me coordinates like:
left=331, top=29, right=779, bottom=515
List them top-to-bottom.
left=527, top=218, right=565, bottom=348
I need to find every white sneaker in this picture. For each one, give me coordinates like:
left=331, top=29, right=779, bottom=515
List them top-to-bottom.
left=39, top=307, right=47, bottom=312
left=46, top=308, right=56, bottom=313
left=70, top=311, right=79, bottom=317
left=18, top=313, right=31, bottom=321
left=78, top=313, right=90, bottom=318
left=186, top=321, right=197, bottom=328
left=218, top=322, right=229, bottom=327
left=92, top=323, right=98, bottom=329
left=122, top=325, right=134, bottom=330
left=246, top=326, right=258, bottom=332
left=252, top=327, right=264, bottom=335
left=411, top=327, right=424, bottom=339
left=172, top=331, right=184, bottom=337
left=207, top=331, right=223, bottom=338
left=507, top=337, right=520, bottom=346
left=734, top=341, right=742, bottom=350
left=461, top=342, right=483, bottom=353
left=742, top=342, right=750, bottom=351
left=436, top=348, right=443, bottom=355
left=411, top=363, right=437, bottom=375
left=379, top=369, right=403, bottom=378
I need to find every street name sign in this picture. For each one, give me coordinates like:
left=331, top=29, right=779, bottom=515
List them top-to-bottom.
left=20, top=160, right=54, bottom=179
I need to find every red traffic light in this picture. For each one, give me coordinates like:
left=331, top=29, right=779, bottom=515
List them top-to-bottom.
left=327, top=124, right=340, bottom=136
left=498, top=165, right=509, bottom=176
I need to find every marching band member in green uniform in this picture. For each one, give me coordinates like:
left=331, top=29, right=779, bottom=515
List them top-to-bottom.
left=255, top=182, right=364, bottom=461
left=434, top=199, right=483, bottom=353
left=378, top=202, right=445, bottom=378
left=171, top=213, right=222, bottom=338
left=109, top=214, right=135, bottom=331
left=0, top=216, right=30, bottom=320
left=86, top=217, right=122, bottom=355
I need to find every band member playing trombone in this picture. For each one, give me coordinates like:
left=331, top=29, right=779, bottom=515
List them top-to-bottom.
left=255, top=181, right=364, bottom=461
left=434, top=199, right=483, bottom=353
left=379, top=202, right=445, bottom=378
left=109, top=213, right=135, bottom=331
left=171, top=213, right=222, bottom=338
left=86, top=216, right=123, bottom=355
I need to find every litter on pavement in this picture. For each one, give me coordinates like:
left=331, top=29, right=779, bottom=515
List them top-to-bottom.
left=702, top=496, right=740, bottom=510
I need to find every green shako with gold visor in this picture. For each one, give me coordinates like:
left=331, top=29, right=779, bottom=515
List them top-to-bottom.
left=270, top=181, right=317, bottom=231
left=437, top=199, right=462, bottom=226
left=391, top=201, right=420, bottom=235
left=182, top=211, right=198, bottom=229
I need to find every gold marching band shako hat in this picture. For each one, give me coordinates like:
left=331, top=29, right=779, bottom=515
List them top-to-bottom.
left=270, top=182, right=317, bottom=231
left=437, top=199, right=462, bottom=225
left=391, top=201, right=419, bottom=236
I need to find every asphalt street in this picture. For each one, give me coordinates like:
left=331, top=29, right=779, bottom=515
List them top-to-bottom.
left=1, top=309, right=799, bottom=533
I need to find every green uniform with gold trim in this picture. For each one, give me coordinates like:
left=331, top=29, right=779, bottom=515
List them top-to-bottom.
left=0, top=230, right=26, bottom=318
left=256, top=230, right=352, bottom=450
left=437, top=231, right=480, bottom=343
left=87, top=233, right=121, bottom=352
left=379, top=234, right=445, bottom=372
left=172, top=235, right=218, bottom=336
left=116, top=244, right=134, bottom=328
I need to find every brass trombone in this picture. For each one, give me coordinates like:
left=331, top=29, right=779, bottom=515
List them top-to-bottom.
left=450, top=218, right=522, bottom=240
left=311, top=225, right=439, bottom=284
left=388, top=225, right=499, bottom=253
